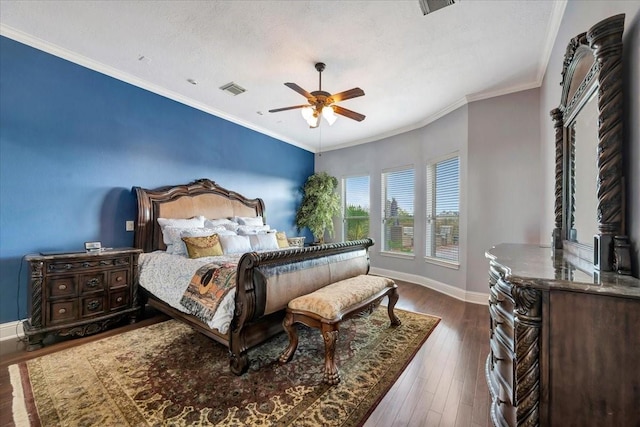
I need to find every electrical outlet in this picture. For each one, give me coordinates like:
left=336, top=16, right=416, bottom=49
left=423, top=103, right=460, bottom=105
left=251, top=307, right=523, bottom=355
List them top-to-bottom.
left=125, top=220, right=135, bottom=231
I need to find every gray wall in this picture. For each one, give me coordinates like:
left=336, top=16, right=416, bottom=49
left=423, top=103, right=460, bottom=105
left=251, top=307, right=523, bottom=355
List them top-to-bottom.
left=540, top=1, right=640, bottom=276
left=317, top=88, right=541, bottom=298
left=467, top=89, right=541, bottom=293
left=317, top=105, right=469, bottom=294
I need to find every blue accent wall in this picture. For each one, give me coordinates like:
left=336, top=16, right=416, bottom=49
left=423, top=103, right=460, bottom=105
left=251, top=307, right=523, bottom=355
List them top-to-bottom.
left=0, top=36, right=314, bottom=323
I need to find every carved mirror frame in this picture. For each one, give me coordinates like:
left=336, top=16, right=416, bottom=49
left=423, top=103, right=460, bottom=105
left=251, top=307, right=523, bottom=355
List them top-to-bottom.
left=550, top=14, right=631, bottom=274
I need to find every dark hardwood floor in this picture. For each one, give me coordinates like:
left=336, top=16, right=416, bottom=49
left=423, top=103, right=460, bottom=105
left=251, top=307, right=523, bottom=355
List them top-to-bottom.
left=0, top=281, right=490, bottom=427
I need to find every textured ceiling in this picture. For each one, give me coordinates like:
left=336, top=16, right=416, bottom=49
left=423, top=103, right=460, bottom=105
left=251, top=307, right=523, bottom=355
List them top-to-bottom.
left=0, top=1, right=566, bottom=152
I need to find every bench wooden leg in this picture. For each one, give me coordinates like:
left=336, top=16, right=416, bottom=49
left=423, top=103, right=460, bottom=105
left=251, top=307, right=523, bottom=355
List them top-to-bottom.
left=387, top=287, right=402, bottom=326
left=279, top=311, right=298, bottom=364
left=322, top=323, right=340, bottom=385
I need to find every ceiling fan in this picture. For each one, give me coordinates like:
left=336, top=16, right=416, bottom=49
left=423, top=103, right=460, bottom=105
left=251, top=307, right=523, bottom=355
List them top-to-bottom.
left=269, top=62, right=365, bottom=128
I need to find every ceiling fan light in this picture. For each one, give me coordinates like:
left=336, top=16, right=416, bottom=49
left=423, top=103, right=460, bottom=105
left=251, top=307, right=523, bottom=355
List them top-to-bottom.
left=323, top=105, right=337, bottom=126
left=301, top=106, right=314, bottom=121
left=309, top=112, right=320, bottom=128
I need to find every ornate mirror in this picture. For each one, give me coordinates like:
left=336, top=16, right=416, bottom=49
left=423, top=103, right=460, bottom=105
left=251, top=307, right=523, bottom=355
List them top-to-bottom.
left=550, top=14, right=631, bottom=274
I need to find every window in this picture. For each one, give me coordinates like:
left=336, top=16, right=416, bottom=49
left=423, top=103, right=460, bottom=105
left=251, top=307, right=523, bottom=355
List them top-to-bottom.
left=426, top=154, right=460, bottom=264
left=381, top=167, right=415, bottom=254
left=343, top=175, right=370, bottom=241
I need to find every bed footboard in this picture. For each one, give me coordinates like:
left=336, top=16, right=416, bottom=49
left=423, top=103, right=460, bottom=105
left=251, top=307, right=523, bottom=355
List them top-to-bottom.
left=228, top=238, right=374, bottom=374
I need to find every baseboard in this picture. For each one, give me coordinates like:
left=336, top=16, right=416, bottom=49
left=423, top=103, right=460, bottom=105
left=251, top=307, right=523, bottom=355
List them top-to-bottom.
left=369, top=267, right=489, bottom=305
left=0, top=320, right=24, bottom=342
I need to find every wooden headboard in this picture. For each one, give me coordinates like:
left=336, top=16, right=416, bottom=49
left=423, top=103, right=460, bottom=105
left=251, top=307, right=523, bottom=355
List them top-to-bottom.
left=133, top=178, right=265, bottom=252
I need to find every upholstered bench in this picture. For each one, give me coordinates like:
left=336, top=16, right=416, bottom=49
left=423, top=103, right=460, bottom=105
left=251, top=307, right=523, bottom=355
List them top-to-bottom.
left=278, top=274, right=401, bottom=385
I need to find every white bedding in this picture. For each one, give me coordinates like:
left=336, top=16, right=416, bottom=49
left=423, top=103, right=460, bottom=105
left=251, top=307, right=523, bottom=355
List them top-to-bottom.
left=138, top=251, right=243, bottom=334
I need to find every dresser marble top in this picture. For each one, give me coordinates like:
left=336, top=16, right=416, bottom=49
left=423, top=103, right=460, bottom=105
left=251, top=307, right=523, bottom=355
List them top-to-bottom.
left=486, top=243, right=640, bottom=299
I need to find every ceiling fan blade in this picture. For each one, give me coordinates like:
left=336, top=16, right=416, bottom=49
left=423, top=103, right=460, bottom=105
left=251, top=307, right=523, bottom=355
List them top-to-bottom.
left=284, top=83, right=316, bottom=102
left=329, top=87, right=365, bottom=103
left=268, top=104, right=309, bottom=113
left=333, top=105, right=366, bottom=122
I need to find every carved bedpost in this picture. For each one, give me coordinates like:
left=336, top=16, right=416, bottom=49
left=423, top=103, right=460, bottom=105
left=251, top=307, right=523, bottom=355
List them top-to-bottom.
left=587, top=14, right=629, bottom=272
left=550, top=108, right=564, bottom=249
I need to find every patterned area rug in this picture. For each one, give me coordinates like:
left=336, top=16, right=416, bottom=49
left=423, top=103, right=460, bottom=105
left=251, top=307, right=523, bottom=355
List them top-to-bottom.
left=10, top=307, right=439, bottom=426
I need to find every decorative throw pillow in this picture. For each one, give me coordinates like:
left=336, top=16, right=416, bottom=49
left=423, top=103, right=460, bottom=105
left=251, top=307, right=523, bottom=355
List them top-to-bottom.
left=275, top=231, right=290, bottom=248
left=249, top=233, right=279, bottom=251
left=181, top=234, right=223, bottom=258
left=219, top=234, right=252, bottom=254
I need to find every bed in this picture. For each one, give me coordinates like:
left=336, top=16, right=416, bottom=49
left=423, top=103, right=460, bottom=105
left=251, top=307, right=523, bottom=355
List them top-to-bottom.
left=133, top=178, right=373, bottom=375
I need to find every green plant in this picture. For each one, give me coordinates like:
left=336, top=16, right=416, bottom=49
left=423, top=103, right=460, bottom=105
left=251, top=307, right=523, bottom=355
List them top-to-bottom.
left=295, top=172, right=341, bottom=243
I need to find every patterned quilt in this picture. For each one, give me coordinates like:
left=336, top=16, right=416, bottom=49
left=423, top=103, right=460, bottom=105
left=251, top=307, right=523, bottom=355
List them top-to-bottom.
left=179, top=262, right=237, bottom=324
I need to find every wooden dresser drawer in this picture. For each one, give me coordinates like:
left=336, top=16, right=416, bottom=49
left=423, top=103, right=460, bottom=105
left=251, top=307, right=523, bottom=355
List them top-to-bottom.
left=109, top=269, right=129, bottom=289
left=79, top=272, right=107, bottom=294
left=48, top=276, right=77, bottom=297
left=109, top=289, right=130, bottom=310
left=80, top=295, right=106, bottom=317
left=48, top=300, right=77, bottom=324
left=489, top=302, right=514, bottom=350
left=490, top=334, right=514, bottom=400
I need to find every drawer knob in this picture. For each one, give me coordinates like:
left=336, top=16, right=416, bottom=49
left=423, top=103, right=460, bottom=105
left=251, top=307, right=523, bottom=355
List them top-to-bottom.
left=82, top=262, right=90, bottom=268
left=64, top=263, right=72, bottom=270
left=116, top=276, right=123, bottom=282
left=87, top=278, right=100, bottom=288
left=58, top=284, right=67, bottom=290
left=116, top=296, right=123, bottom=303
left=87, top=300, right=100, bottom=310
left=58, top=308, right=67, bottom=314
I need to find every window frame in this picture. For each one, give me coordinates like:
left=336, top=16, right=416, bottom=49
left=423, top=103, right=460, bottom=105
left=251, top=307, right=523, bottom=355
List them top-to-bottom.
left=342, top=174, right=371, bottom=242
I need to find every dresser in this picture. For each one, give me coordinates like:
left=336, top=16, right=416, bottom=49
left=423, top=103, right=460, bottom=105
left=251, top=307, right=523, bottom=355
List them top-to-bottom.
left=485, top=244, right=640, bottom=427
left=23, top=248, right=142, bottom=350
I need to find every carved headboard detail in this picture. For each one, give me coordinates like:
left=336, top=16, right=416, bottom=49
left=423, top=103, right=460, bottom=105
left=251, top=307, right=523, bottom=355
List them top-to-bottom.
left=133, top=179, right=265, bottom=253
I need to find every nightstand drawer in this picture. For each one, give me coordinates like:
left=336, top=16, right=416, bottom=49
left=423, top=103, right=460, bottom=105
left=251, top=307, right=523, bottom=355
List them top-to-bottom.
left=109, top=269, right=129, bottom=288
left=80, top=272, right=106, bottom=294
left=49, top=276, right=76, bottom=297
left=109, top=289, right=130, bottom=310
left=81, top=296, right=106, bottom=317
left=49, top=300, right=77, bottom=324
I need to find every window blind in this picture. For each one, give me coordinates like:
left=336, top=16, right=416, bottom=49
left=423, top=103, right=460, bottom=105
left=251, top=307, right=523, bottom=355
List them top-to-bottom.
left=426, top=155, right=460, bottom=263
left=381, top=167, right=415, bottom=254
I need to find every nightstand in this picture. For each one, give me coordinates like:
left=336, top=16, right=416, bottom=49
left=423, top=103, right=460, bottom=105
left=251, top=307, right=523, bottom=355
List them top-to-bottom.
left=23, top=247, right=142, bottom=351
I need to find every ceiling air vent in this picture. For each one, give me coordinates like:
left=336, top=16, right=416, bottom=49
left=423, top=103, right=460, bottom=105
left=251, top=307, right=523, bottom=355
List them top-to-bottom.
left=419, top=0, right=455, bottom=16
left=219, top=82, right=246, bottom=96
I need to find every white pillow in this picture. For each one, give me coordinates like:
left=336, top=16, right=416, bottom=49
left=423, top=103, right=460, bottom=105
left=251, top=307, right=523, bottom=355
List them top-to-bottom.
left=158, top=216, right=206, bottom=245
left=234, top=216, right=264, bottom=227
left=205, top=218, right=239, bottom=232
left=236, top=225, right=271, bottom=235
left=163, top=226, right=218, bottom=255
left=249, top=233, right=279, bottom=251
left=219, top=234, right=252, bottom=254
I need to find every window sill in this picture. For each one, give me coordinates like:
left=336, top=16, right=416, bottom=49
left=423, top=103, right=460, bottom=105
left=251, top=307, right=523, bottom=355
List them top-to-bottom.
left=380, top=251, right=415, bottom=260
left=424, top=256, right=460, bottom=270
